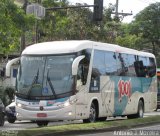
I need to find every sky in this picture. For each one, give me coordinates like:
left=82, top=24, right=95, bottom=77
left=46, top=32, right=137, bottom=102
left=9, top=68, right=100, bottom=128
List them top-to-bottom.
left=69, top=0, right=160, bottom=23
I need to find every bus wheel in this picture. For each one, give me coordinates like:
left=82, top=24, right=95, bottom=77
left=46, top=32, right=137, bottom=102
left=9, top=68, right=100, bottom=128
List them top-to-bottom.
left=127, top=100, right=144, bottom=119
left=136, top=100, right=144, bottom=118
left=83, top=103, right=97, bottom=123
left=97, top=117, right=107, bottom=121
left=7, top=118, right=16, bottom=123
left=36, top=121, right=49, bottom=127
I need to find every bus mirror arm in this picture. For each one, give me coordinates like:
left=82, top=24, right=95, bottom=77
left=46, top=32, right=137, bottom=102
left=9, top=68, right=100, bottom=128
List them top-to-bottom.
left=72, top=55, right=85, bottom=76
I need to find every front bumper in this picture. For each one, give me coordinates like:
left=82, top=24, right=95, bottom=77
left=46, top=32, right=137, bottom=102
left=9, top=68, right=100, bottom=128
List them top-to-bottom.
left=16, top=105, right=76, bottom=121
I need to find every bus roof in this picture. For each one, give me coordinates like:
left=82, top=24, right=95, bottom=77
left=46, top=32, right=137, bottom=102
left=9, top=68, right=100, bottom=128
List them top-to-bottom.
left=22, top=40, right=155, bottom=58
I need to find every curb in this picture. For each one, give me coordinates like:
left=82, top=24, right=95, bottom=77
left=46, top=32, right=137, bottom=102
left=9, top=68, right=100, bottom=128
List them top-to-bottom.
left=35, top=121, right=160, bottom=136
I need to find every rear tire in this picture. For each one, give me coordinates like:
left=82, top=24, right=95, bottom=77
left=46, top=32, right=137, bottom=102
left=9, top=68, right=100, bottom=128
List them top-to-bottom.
left=127, top=100, right=144, bottom=119
left=136, top=100, right=144, bottom=118
left=83, top=103, right=97, bottom=123
left=127, top=114, right=136, bottom=119
left=97, top=117, right=107, bottom=121
left=36, top=121, right=49, bottom=127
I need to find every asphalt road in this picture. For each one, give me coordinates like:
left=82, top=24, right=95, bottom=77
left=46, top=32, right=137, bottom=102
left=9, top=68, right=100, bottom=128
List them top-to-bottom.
left=0, top=110, right=160, bottom=131
left=0, top=120, right=83, bottom=130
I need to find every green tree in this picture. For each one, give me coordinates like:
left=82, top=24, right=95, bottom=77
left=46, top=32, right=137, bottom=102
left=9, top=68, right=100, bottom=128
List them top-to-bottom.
left=0, top=0, right=34, bottom=54
left=132, top=2, right=160, bottom=54
left=114, top=23, right=143, bottom=50
left=115, top=34, right=142, bottom=49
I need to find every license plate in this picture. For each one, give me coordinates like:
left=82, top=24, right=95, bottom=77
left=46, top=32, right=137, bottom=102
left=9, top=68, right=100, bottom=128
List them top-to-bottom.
left=37, top=113, right=47, bottom=117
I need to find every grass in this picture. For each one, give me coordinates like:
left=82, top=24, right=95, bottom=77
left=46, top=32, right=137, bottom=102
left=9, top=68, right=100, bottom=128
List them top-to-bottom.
left=16, top=115, right=160, bottom=136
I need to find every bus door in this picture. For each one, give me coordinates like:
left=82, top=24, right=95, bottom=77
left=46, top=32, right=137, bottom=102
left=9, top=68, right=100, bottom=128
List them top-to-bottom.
left=75, top=50, right=91, bottom=119
left=90, top=50, right=115, bottom=116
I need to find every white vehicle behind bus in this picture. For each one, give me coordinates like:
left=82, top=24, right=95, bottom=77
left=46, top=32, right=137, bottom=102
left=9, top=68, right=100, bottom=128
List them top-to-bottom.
left=6, top=40, right=157, bottom=127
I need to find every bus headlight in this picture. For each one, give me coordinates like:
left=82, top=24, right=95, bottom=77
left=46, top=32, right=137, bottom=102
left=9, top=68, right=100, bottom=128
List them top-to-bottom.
left=57, top=99, right=77, bottom=108
left=64, top=101, right=70, bottom=107
left=16, top=103, right=26, bottom=109
left=17, top=103, right=22, bottom=108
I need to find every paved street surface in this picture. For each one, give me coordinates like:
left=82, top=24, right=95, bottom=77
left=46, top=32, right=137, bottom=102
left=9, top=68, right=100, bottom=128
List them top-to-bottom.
left=0, top=110, right=160, bottom=134
left=0, top=120, right=83, bottom=130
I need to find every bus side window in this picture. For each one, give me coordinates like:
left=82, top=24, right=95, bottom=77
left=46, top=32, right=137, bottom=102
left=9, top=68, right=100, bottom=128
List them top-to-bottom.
left=90, top=50, right=105, bottom=92
left=105, top=52, right=117, bottom=75
left=116, top=53, right=127, bottom=76
left=136, top=56, right=155, bottom=78
left=148, top=57, right=156, bottom=77
left=134, top=60, right=145, bottom=77
left=77, top=64, right=88, bottom=85
left=76, top=65, right=83, bottom=90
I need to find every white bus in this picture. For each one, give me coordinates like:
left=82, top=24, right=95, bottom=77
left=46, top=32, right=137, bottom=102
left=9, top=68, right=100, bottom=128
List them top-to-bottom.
left=6, top=40, right=157, bottom=126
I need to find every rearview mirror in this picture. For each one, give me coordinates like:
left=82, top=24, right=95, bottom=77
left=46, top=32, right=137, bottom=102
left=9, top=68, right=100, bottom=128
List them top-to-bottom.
left=72, top=55, right=85, bottom=76
left=6, top=57, right=20, bottom=77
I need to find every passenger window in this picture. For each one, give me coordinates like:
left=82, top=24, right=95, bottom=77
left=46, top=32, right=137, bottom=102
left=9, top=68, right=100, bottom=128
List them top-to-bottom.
left=90, top=50, right=105, bottom=92
left=92, top=50, right=105, bottom=76
left=105, top=52, right=117, bottom=75
left=116, top=53, right=127, bottom=76
left=128, top=55, right=137, bottom=76
left=135, top=56, right=155, bottom=78
left=139, top=56, right=150, bottom=77
left=148, top=57, right=156, bottom=77
left=134, top=60, right=144, bottom=77
left=76, top=65, right=83, bottom=90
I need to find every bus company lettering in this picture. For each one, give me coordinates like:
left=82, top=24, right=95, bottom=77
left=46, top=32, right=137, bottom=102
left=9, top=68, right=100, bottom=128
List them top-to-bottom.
left=118, top=80, right=132, bottom=102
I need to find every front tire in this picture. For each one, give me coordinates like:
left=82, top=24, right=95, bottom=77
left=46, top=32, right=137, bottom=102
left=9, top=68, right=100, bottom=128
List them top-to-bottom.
left=83, top=103, right=97, bottom=123
left=7, top=117, right=16, bottom=123
left=36, top=121, right=49, bottom=127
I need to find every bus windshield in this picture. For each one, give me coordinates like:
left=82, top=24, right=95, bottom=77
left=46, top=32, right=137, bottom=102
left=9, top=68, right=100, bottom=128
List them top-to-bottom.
left=16, top=55, right=76, bottom=100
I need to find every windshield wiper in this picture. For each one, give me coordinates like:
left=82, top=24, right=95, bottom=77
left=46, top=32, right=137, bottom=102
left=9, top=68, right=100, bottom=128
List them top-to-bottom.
left=27, top=68, right=39, bottom=98
left=46, top=70, right=57, bottom=99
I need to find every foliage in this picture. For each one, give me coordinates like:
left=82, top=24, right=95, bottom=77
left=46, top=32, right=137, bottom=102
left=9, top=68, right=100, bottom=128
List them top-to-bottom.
left=0, top=0, right=35, bottom=55
left=1, top=0, right=160, bottom=66
left=8, top=0, right=123, bottom=46
left=130, top=2, right=160, bottom=66
left=134, top=2, right=160, bottom=45
left=116, top=34, right=142, bottom=49
left=0, top=87, right=15, bottom=106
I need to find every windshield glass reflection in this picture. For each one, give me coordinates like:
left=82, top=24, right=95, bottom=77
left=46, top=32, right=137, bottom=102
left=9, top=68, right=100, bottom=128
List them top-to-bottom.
left=17, top=55, right=75, bottom=100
